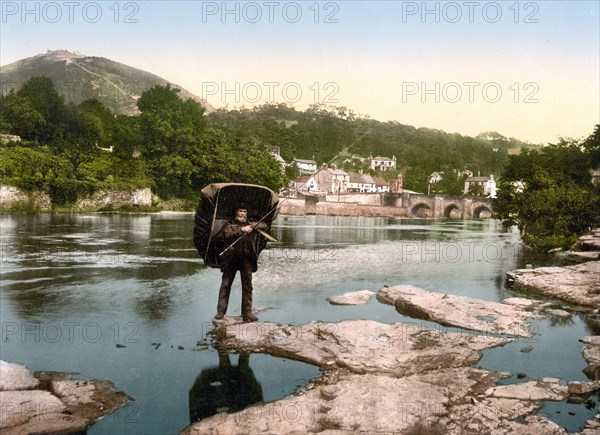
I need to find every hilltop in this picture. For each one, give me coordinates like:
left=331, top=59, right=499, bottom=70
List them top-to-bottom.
left=0, top=50, right=213, bottom=115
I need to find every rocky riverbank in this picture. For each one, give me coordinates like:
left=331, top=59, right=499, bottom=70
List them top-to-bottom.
left=0, top=185, right=153, bottom=212
left=506, top=230, right=600, bottom=308
left=183, top=287, right=600, bottom=435
left=0, top=360, right=129, bottom=434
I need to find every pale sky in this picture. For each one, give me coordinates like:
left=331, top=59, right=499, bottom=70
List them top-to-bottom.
left=1, top=0, right=599, bottom=144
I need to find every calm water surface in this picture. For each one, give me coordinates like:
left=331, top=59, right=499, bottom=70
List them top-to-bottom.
left=0, top=213, right=597, bottom=434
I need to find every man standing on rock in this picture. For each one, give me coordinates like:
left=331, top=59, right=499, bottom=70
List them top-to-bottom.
left=214, top=205, right=268, bottom=322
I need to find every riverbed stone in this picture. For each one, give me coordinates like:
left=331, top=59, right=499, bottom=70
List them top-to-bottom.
left=573, top=229, right=600, bottom=252
left=567, top=251, right=600, bottom=262
left=506, top=261, right=600, bottom=307
left=376, top=285, right=543, bottom=337
left=327, top=290, right=375, bottom=305
left=501, top=297, right=544, bottom=308
left=545, top=308, right=572, bottom=318
left=183, top=317, right=582, bottom=435
left=213, top=319, right=510, bottom=375
left=580, top=336, right=600, bottom=380
left=0, top=360, right=129, bottom=434
left=0, top=361, right=39, bottom=391
left=485, top=378, right=568, bottom=401
left=52, top=380, right=97, bottom=405
left=568, top=380, right=600, bottom=395
left=0, top=390, right=66, bottom=429
left=580, top=411, right=600, bottom=435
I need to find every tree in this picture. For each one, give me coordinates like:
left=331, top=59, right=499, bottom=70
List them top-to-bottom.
left=16, top=76, right=66, bottom=143
left=137, top=84, right=206, bottom=159
left=0, top=93, right=46, bottom=140
left=78, top=99, right=115, bottom=147
left=56, top=104, right=103, bottom=171
left=112, top=115, right=143, bottom=159
left=583, top=124, right=600, bottom=169
left=495, top=130, right=599, bottom=251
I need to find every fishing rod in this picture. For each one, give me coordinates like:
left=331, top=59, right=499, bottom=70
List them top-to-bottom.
left=219, top=198, right=286, bottom=257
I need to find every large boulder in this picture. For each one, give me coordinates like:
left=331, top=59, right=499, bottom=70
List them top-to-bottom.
left=506, top=261, right=600, bottom=307
left=377, top=285, right=543, bottom=337
left=0, top=361, right=129, bottom=434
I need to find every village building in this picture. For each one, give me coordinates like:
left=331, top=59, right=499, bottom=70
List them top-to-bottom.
left=270, top=147, right=287, bottom=170
left=369, top=155, right=396, bottom=171
left=291, top=158, right=318, bottom=174
left=312, top=166, right=350, bottom=194
left=591, top=169, right=600, bottom=186
left=429, top=172, right=444, bottom=184
left=348, top=173, right=377, bottom=193
left=389, top=174, right=403, bottom=193
left=464, top=174, right=497, bottom=197
left=293, top=175, right=318, bottom=192
left=372, top=176, right=390, bottom=193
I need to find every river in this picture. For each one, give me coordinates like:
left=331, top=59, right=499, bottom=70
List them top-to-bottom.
left=0, top=213, right=597, bottom=434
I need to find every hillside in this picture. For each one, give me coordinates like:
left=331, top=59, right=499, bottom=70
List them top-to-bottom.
left=0, top=50, right=213, bottom=115
left=207, top=104, right=544, bottom=192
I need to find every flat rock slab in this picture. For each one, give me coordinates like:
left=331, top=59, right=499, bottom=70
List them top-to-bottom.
left=567, top=251, right=600, bottom=262
left=506, top=261, right=600, bottom=307
left=377, top=285, right=543, bottom=337
left=327, top=290, right=375, bottom=305
left=185, top=317, right=573, bottom=435
left=214, top=319, right=510, bottom=376
left=0, top=360, right=129, bottom=434
left=0, top=361, right=39, bottom=391
left=183, top=368, right=501, bottom=435
left=485, top=377, right=568, bottom=401
left=0, top=390, right=67, bottom=429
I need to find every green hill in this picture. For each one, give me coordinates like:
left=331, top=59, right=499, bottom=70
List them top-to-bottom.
left=0, top=50, right=213, bottom=115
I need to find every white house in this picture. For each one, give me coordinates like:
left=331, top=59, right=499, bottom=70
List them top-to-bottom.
left=369, top=155, right=397, bottom=171
left=292, top=158, right=318, bottom=173
left=429, top=172, right=444, bottom=184
left=348, top=173, right=377, bottom=193
left=464, top=174, right=497, bottom=197
left=293, top=175, right=319, bottom=192
left=373, top=176, right=390, bottom=193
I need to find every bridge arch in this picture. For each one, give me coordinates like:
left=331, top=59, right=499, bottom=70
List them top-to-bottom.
left=411, top=203, right=432, bottom=218
left=443, top=203, right=461, bottom=218
left=473, top=204, right=493, bottom=218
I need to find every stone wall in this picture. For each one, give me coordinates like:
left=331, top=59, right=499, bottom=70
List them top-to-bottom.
left=0, top=185, right=152, bottom=211
left=0, top=186, right=52, bottom=211
left=75, top=188, right=153, bottom=211
left=325, top=192, right=384, bottom=205
left=279, top=197, right=409, bottom=217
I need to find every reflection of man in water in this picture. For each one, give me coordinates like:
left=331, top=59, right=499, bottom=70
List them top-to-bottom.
left=189, top=350, right=263, bottom=423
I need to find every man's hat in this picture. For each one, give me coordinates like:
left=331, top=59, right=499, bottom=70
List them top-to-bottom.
left=236, top=202, right=248, bottom=211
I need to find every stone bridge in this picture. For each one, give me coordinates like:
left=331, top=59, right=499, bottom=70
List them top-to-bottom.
left=385, top=193, right=494, bottom=219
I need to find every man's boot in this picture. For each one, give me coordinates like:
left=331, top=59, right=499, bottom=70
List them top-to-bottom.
left=241, top=288, right=257, bottom=322
left=214, top=290, right=229, bottom=320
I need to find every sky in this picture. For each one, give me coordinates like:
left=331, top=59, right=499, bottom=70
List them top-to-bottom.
left=1, top=0, right=599, bottom=144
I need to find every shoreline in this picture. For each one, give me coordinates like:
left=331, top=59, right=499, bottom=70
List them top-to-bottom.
left=1, top=185, right=495, bottom=219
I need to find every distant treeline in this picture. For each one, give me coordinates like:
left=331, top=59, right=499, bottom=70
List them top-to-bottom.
left=0, top=76, right=287, bottom=205
left=208, top=104, right=537, bottom=193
